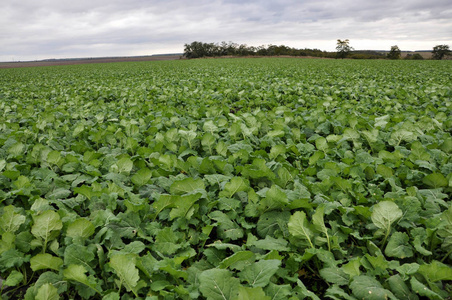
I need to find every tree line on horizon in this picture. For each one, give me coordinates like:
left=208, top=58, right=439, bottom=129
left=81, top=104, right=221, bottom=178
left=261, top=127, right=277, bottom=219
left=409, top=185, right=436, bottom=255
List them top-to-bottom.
left=183, top=40, right=451, bottom=60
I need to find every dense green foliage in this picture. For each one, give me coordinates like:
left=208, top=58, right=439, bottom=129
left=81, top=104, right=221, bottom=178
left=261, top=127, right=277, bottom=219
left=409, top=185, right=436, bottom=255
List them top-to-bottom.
left=183, top=41, right=385, bottom=59
left=0, top=58, right=451, bottom=299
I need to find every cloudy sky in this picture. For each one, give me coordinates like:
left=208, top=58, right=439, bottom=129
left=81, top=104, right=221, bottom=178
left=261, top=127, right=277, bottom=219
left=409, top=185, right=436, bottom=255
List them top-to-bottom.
left=1, top=0, right=451, bottom=61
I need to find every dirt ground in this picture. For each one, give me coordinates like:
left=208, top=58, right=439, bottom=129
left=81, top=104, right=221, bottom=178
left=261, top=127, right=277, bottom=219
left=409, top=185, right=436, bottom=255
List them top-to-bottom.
left=0, top=55, right=182, bottom=69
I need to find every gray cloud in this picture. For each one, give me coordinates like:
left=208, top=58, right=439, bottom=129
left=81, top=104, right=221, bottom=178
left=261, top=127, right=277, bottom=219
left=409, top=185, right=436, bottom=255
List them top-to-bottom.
left=1, top=0, right=451, bottom=61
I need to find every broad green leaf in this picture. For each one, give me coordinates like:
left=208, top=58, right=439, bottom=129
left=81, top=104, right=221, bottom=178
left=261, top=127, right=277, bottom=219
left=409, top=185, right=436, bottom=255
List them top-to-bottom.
left=388, top=129, right=416, bottom=146
left=315, top=136, right=328, bottom=152
left=269, top=144, right=286, bottom=159
left=47, top=150, right=62, bottom=165
left=115, top=157, right=133, bottom=174
left=0, top=159, right=6, bottom=172
left=376, top=164, right=393, bottom=178
left=131, top=168, right=152, bottom=187
left=422, top=173, right=448, bottom=188
left=221, top=176, right=249, bottom=198
left=170, top=177, right=205, bottom=195
left=262, top=184, right=289, bottom=209
left=169, top=193, right=202, bottom=220
left=152, top=194, right=177, bottom=218
left=371, top=201, right=402, bottom=231
left=312, top=204, right=330, bottom=250
left=0, top=205, right=26, bottom=233
left=31, top=210, right=63, bottom=240
left=209, top=210, right=244, bottom=240
left=256, top=211, right=290, bottom=238
left=288, top=211, right=314, bottom=248
left=66, top=218, right=95, bottom=239
left=154, top=227, right=182, bottom=255
left=384, top=232, right=414, bottom=258
left=249, top=236, right=289, bottom=252
left=63, top=244, right=95, bottom=270
left=219, top=251, right=255, bottom=269
left=30, top=253, right=63, bottom=271
left=110, top=253, right=139, bottom=295
left=239, top=259, right=281, bottom=287
left=341, top=259, right=361, bottom=278
left=418, top=260, right=452, bottom=282
left=396, top=263, right=420, bottom=281
left=63, top=264, right=101, bottom=294
left=319, top=267, right=349, bottom=285
left=198, top=269, right=240, bottom=300
left=4, top=270, right=24, bottom=287
left=388, top=274, right=418, bottom=300
left=350, top=275, right=397, bottom=300
left=410, top=277, right=443, bottom=300
left=296, top=279, right=321, bottom=300
left=36, top=283, right=60, bottom=300
left=264, top=283, right=292, bottom=300
left=325, top=285, right=357, bottom=300
left=236, top=286, right=271, bottom=300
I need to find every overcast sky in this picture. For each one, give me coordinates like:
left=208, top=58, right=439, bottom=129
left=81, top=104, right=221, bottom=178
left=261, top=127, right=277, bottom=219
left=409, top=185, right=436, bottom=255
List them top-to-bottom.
left=1, top=0, right=451, bottom=61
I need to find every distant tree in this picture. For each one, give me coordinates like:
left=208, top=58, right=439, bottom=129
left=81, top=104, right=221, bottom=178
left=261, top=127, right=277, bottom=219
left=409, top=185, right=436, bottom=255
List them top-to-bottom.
left=336, top=39, right=353, bottom=59
left=432, top=44, right=451, bottom=60
left=387, top=45, right=401, bottom=59
left=404, top=53, right=424, bottom=60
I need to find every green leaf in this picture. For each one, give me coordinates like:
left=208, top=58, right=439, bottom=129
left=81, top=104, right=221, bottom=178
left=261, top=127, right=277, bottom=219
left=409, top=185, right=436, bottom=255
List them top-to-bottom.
left=388, top=129, right=416, bottom=146
left=315, top=136, right=328, bottom=152
left=47, top=150, right=62, bottom=165
left=115, top=157, right=133, bottom=174
left=376, top=164, right=393, bottom=178
left=131, top=168, right=152, bottom=187
left=422, top=173, right=448, bottom=188
left=170, top=177, right=205, bottom=195
left=221, top=177, right=248, bottom=198
left=262, top=185, right=289, bottom=209
left=169, top=193, right=202, bottom=220
left=152, top=194, right=177, bottom=218
left=371, top=201, right=402, bottom=231
left=312, top=204, right=330, bottom=250
left=0, top=205, right=26, bottom=233
left=31, top=210, right=63, bottom=242
left=209, top=210, right=244, bottom=240
left=288, top=211, right=314, bottom=248
left=66, top=218, right=95, bottom=239
left=154, top=227, right=182, bottom=255
left=384, top=232, right=414, bottom=258
left=248, top=236, right=290, bottom=252
left=63, top=244, right=95, bottom=269
left=219, top=251, right=255, bottom=269
left=30, top=253, right=63, bottom=271
left=110, top=253, right=139, bottom=295
left=239, top=259, right=281, bottom=287
left=341, top=259, right=361, bottom=279
left=418, top=260, right=452, bottom=282
left=396, top=263, right=419, bottom=281
left=63, top=264, right=101, bottom=294
left=319, top=267, right=349, bottom=285
left=198, top=269, right=240, bottom=300
left=4, top=270, right=24, bottom=287
left=388, top=274, right=419, bottom=300
left=350, top=275, right=397, bottom=300
left=410, top=277, right=443, bottom=300
left=296, top=279, right=321, bottom=300
left=36, top=283, right=60, bottom=300
left=264, top=283, right=292, bottom=300
left=325, top=285, right=357, bottom=300
left=236, top=286, right=271, bottom=300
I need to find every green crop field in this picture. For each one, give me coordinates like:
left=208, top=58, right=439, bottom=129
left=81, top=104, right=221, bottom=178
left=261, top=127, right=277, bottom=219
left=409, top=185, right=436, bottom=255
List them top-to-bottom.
left=0, top=58, right=451, bottom=299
